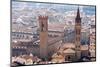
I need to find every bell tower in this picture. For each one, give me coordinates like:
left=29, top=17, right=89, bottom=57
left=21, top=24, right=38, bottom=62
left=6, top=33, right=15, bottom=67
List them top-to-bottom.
left=75, top=7, right=81, bottom=60
left=38, top=16, right=48, bottom=60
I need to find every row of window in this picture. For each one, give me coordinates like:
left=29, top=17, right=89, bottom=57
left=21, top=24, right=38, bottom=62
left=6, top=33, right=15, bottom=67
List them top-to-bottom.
left=12, top=33, right=32, bottom=39
left=48, top=34, right=60, bottom=37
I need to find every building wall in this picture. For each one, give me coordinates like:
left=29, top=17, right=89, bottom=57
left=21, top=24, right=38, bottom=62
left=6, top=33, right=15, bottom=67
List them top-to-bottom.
left=12, top=32, right=33, bottom=40
left=48, top=40, right=62, bottom=58
left=12, top=48, right=28, bottom=56
left=81, top=50, right=89, bottom=57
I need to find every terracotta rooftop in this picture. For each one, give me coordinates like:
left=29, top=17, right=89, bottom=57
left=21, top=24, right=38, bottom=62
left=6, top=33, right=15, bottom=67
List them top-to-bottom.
left=48, top=23, right=67, bottom=32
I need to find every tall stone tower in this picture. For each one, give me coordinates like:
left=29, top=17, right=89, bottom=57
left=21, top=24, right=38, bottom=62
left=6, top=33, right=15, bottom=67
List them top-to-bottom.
left=75, top=8, right=81, bottom=61
left=38, top=16, right=48, bottom=60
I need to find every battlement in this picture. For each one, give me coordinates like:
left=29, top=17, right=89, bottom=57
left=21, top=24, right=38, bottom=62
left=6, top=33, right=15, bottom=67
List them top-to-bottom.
left=38, top=15, right=48, bottom=20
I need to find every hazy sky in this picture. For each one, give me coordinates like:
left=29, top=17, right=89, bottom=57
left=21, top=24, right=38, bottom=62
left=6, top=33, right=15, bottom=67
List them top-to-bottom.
left=12, top=1, right=95, bottom=16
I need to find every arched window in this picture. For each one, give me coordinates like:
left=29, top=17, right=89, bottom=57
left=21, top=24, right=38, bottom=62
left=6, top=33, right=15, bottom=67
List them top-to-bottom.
left=68, top=56, right=71, bottom=60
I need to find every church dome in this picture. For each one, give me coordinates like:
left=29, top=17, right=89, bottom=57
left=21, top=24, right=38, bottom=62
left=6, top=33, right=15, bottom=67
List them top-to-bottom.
left=62, top=43, right=75, bottom=49
left=63, top=48, right=75, bottom=54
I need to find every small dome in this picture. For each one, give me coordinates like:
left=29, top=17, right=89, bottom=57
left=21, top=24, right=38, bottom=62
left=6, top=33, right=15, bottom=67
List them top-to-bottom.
left=62, top=43, right=75, bottom=49
left=63, top=48, right=75, bottom=54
